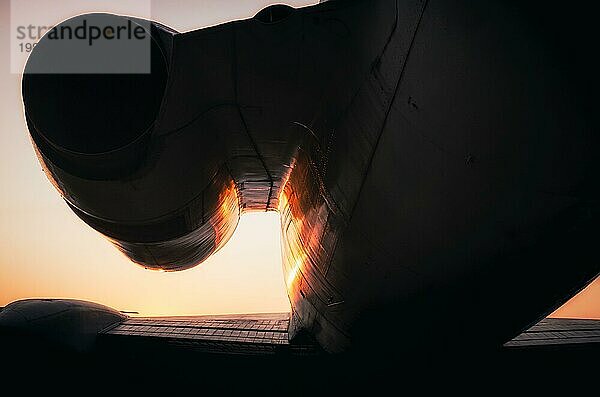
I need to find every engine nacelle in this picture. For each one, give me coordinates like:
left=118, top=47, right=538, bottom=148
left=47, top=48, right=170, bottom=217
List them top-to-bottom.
left=23, top=14, right=239, bottom=271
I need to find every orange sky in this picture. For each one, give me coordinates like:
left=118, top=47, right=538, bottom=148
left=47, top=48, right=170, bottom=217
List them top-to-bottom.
left=0, top=0, right=597, bottom=318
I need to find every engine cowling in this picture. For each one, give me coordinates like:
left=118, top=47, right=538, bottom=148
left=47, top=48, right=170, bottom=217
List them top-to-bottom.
left=23, top=13, right=239, bottom=271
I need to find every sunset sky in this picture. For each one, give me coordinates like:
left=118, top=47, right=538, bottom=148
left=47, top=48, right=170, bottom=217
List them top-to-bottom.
left=0, top=0, right=597, bottom=318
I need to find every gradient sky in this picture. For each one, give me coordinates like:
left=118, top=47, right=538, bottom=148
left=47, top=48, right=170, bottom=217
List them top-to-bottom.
left=0, top=0, right=598, bottom=318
